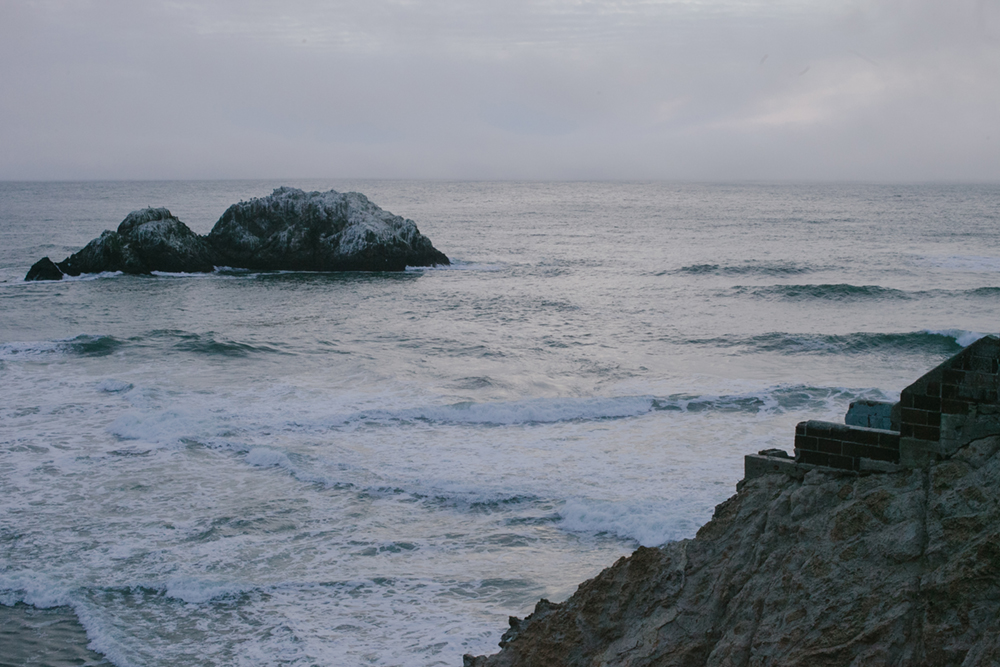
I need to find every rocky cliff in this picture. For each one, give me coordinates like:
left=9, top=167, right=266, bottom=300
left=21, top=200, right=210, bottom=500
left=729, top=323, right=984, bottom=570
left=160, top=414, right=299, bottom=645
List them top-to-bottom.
left=24, top=188, right=449, bottom=280
left=465, top=434, right=1000, bottom=666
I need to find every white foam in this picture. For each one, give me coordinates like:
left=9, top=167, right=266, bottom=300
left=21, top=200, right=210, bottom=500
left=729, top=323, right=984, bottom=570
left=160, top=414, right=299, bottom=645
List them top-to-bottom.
left=405, top=260, right=503, bottom=272
left=60, top=271, right=124, bottom=281
left=149, top=271, right=217, bottom=278
left=0, top=339, right=62, bottom=358
left=97, top=379, right=134, bottom=393
left=344, top=395, right=657, bottom=426
left=107, top=409, right=204, bottom=445
left=245, top=448, right=291, bottom=469
left=559, top=498, right=712, bottom=547
left=0, top=572, right=73, bottom=609
left=0, top=574, right=140, bottom=667
left=164, top=577, right=247, bottom=604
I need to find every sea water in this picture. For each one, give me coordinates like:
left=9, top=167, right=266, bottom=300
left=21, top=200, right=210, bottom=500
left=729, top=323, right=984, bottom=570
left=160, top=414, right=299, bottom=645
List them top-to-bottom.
left=1, top=181, right=997, bottom=666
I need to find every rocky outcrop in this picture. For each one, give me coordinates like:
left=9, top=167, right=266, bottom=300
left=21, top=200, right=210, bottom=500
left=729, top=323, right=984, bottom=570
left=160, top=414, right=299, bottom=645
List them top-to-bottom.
left=209, top=187, right=450, bottom=272
left=24, top=188, right=449, bottom=280
left=54, top=208, right=217, bottom=277
left=25, top=257, right=65, bottom=281
left=465, top=434, right=1000, bottom=666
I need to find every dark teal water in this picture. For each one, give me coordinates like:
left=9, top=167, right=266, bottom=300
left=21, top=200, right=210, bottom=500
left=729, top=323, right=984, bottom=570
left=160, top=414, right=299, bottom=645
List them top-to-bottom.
left=1, top=181, right=998, bottom=665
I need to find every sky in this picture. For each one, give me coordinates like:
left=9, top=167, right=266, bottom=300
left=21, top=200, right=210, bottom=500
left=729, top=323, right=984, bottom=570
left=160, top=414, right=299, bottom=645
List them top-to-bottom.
left=1, top=0, right=999, bottom=181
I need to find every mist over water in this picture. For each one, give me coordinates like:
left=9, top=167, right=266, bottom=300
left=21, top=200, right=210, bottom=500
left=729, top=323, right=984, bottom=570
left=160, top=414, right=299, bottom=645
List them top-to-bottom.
left=1, top=181, right=998, bottom=665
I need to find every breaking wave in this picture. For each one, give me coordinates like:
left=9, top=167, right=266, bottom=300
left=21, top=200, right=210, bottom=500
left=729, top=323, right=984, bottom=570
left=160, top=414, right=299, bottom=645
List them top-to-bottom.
left=668, top=262, right=813, bottom=276
left=733, top=283, right=910, bottom=301
left=732, top=284, right=1000, bottom=301
left=688, top=329, right=987, bottom=356
left=0, top=331, right=289, bottom=360
left=0, top=334, right=125, bottom=359
left=313, top=385, right=874, bottom=428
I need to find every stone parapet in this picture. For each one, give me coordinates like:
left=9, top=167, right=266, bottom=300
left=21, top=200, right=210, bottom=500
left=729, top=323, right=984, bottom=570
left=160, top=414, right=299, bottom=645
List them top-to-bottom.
left=741, top=336, right=999, bottom=480
left=794, top=420, right=900, bottom=472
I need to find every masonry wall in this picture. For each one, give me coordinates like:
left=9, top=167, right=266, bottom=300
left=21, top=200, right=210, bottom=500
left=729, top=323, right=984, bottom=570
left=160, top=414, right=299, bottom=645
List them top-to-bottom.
left=899, top=336, right=1000, bottom=467
left=794, top=420, right=900, bottom=471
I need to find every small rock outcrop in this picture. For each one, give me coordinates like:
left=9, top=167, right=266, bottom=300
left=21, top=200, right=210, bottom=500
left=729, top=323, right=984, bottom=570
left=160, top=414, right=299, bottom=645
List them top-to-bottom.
left=24, top=188, right=449, bottom=280
left=55, top=208, right=217, bottom=277
left=25, top=257, right=65, bottom=281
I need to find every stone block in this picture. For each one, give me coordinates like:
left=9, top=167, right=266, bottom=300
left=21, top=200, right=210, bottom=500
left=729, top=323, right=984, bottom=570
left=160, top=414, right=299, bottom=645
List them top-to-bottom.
left=941, top=399, right=970, bottom=415
left=910, top=425, right=940, bottom=441
left=817, top=438, right=843, bottom=455
left=866, top=446, right=898, bottom=462
left=797, top=450, right=829, bottom=467
left=743, top=454, right=801, bottom=481
left=827, top=454, right=856, bottom=471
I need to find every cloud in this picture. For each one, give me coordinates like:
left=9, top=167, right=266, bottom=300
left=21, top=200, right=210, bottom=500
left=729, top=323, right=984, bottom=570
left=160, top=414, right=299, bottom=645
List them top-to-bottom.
left=1, top=0, right=998, bottom=180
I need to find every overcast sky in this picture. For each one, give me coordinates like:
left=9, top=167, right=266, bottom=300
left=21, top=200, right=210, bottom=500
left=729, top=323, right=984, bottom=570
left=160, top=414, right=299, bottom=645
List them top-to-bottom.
left=2, top=0, right=999, bottom=181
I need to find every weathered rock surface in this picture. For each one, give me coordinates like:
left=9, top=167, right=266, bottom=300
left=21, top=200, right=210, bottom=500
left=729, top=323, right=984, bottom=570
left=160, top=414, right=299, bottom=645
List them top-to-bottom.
left=209, top=187, right=450, bottom=272
left=24, top=188, right=449, bottom=280
left=55, top=208, right=217, bottom=277
left=25, top=256, right=64, bottom=281
left=465, top=435, right=1000, bottom=667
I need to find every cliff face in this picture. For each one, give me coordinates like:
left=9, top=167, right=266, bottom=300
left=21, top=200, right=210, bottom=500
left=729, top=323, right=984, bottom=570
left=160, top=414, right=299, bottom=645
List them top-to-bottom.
left=466, top=434, right=1000, bottom=667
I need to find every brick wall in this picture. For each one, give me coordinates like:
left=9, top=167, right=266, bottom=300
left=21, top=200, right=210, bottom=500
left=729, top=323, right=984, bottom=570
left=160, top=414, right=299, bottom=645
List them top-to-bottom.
left=746, top=336, right=1000, bottom=481
left=899, top=336, right=1000, bottom=467
left=794, top=420, right=900, bottom=471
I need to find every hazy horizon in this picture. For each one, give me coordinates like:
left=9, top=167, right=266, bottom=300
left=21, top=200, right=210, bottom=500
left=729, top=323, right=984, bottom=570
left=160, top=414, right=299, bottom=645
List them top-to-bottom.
left=3, top=0, right=999, bottom=183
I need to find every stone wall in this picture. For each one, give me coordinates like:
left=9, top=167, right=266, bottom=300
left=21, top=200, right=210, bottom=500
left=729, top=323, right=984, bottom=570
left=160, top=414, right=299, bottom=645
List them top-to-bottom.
left=744, top=335, right=1000, bottom=481
left=899, top=336, right=1000, bottom=466
left=794, top=420, right=900, bottom=471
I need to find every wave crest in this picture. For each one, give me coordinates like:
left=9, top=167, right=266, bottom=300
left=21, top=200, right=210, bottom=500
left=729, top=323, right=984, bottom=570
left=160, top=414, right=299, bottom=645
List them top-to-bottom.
left=669, top=262, right=813, bottom=277
left=734, top=283, right=909, bottom=301
left=689, top=330, right=987, bottom=356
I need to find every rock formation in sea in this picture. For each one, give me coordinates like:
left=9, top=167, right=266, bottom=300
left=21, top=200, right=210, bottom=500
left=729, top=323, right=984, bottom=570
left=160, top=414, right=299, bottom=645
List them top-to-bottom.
left=209, top=186, right=450, bottom=272
left=24, top=188, right=449, bottom=280
left=466, top=336, right=1000, bottom=666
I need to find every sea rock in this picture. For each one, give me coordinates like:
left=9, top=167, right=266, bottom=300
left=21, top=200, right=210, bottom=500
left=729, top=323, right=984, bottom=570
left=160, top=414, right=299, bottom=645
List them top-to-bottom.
left=208, top=187, right=450, bottom=272
left=24, top=189, right=449, bottom=280
left=55, top=207, right=217, bottom=277
left=27, top=208, right=217, bottom=279
left=25, top=256, right=64, bottom=281
left=464, top=434, right=1000, bottom=666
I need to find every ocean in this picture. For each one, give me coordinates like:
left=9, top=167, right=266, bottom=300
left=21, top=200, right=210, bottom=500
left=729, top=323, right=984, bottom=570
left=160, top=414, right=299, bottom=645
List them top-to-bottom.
left=1, top=180, right=997, bottom=666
